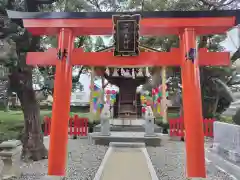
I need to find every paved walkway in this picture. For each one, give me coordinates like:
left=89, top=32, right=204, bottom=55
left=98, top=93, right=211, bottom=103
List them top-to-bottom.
left=100, top=148, right=152, bottom=180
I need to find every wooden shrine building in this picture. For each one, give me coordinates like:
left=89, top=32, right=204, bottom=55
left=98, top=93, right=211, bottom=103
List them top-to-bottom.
left=95, top=45, right=158, bottom=120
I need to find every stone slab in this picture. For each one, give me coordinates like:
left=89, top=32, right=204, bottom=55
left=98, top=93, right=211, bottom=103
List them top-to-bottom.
left=213, top=121, right=240, bottom=163
left=89, top=132, right=162, bottom=147
left=109, top=142, right=145, bottom=148
left=100, top=148, right=152, bottom=180
left=41, top=176, right=63, bottom=180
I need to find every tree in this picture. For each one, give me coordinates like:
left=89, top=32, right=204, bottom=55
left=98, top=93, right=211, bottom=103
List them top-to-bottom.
left=0, top=0, right=64, bottom=160
left=133, top=0, right=239, bottom=118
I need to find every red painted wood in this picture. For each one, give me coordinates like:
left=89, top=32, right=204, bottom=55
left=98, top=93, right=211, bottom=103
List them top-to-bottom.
left=23, top=17, right=235, bottom=36
left=26, top=48, right=230, bottom=67
left=198, top=48, right=230, bottom=66
left=44, top=115, right=88, bottom=137
left=44, top=116, right=51, bottom=136
left=69, top=117, right=73, bottom=136
left=169, top=117, right=215, bottom=138
left=169, top=117, right=184, bottom=137
left=203, top=118, right=215, bottom=137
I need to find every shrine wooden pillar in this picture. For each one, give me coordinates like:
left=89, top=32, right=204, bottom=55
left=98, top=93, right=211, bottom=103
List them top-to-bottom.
left=48, top=28, right=74, bottom=176
left=180, top=28, right=205, bottom=177
left=161, top=66, right=167, bottom=124
left=90, top=67, right=95, bottom=118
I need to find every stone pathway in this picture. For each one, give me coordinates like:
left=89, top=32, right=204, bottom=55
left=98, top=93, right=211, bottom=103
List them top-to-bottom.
left=100, top=148, right=152, bottom=180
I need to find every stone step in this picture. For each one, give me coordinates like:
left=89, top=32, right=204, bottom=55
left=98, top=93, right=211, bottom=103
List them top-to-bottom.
left=93, top=124, right=162, bottom=133
left=89, top=132, right=162, bottom=147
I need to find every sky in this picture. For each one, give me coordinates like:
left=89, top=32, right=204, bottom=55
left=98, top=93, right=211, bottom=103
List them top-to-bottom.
left=221, top=26, right=239, bottom=56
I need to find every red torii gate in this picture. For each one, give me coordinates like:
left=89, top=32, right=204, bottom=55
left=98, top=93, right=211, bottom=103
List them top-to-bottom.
left=7, top=10, right=240, bottom=178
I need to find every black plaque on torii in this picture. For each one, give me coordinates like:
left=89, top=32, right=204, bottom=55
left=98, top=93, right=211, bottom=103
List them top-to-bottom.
left=112, top=14, right=141, bottom=56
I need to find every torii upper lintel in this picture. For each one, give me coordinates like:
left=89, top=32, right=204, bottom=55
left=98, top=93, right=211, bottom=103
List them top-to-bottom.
left=7, top=10, right=240, bottom=36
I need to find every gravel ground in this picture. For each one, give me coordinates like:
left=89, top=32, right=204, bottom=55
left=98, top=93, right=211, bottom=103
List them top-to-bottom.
left=1, top=136, right=237, bottom=180
left=5, top=138, right=108, bottom=180
left=147, top=138, right=235, bottom=180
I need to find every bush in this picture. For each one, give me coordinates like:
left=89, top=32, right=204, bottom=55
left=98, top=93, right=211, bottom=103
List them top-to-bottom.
left=219, top=116, right=234, bottom=124
left=155, top=119, right=169, bottom=134
left=88, top=120, right=100, bottom=133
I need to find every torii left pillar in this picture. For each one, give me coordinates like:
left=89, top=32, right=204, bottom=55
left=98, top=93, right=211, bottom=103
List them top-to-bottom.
left=48, top=28, right=74, bottom=175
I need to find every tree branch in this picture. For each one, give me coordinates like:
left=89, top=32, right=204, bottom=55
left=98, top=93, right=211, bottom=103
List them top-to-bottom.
left=85, top=0, right=102, bottom=11
left=199, top=0, right=236, bottom=9
left=218, top=0, right=236, bottom=7
left=72, top=66, right=84, bottom=83
left=103, top=82, right=109, bottom=89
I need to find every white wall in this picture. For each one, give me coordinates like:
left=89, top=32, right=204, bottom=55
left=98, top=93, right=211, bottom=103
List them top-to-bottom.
left=70, top=73, right=119, bottom=105
left=71, top=73, right=91, bottom=105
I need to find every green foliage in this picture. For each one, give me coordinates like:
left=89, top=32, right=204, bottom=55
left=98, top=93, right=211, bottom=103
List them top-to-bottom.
left=95, top=36, right=106, bottom=51
left=0, top=109, right=91, bottom=143
left=219, top=115, right=234, bottom=124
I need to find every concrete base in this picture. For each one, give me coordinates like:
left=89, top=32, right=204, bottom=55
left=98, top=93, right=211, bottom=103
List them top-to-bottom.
left=213, top=122, right=240, bottom=165
left=93, top=124, right=162, bottom=133
left=89, top=132, right=162, bottom=147
left=212, top=144, right=240, bottom=165
left=206, top=148, right=240, bottom=180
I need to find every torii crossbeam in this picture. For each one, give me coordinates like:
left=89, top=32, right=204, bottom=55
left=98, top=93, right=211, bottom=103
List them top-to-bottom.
left=7, top=10, right=240, bottom=178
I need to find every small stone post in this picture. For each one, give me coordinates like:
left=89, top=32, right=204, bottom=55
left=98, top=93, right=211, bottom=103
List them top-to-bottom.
left=100, top=104, right=111, bottom=136
left=144, top=106, right=156, bottom=137
left=0, top=140, right=21, bottom=180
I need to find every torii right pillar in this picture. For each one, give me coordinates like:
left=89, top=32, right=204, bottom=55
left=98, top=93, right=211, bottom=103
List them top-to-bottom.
left=180, top=28, right=206, bottom=177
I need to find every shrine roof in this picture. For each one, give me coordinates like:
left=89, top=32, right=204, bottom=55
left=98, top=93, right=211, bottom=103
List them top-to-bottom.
left=6, top=10, right=240, bottom=24
left=7, top=10, right=240, bottom=35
